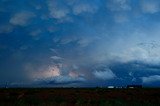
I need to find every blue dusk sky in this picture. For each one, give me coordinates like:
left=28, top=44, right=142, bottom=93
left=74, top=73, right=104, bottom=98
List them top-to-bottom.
left=0, top=0, right=160, bottom=87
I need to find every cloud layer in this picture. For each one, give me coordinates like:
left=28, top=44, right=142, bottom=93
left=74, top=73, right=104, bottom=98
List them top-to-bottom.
left=0, top=0, right=160, bottom=87
left=9, top=11, right=35, bottom=26
left=93, top=68, right=116, bottom=80
left=142, top=75, right=160, bottom=84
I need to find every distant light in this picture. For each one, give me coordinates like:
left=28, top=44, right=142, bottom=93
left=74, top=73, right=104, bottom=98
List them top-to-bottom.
left=108, top=86, right=114, bottom=88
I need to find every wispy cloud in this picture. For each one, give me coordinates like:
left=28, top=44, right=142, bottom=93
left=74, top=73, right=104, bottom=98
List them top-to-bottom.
left=47, top=0, right=71, bottom=22
left=47, top=0, right=100, bottom=22
left=70, top=0, right=99, bottom=15
left=107, top=0, right=131, bottom=12
left=141, top=0, right=160, bottom=14
left=9, top=11, right=35, bottom=26
left=113, top=13, right=129, bottom=23
left=0, top=24, right=13, bottom=34
left=29, top=29, right=42, bottom=36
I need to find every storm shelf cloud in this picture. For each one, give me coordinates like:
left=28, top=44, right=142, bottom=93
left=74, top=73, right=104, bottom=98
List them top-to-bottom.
left=0, top=0, right=160, bottom=87
left=141, top=75, right=160, bottom=84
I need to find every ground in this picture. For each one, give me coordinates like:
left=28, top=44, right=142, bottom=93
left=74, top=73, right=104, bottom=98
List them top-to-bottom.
left=0, top=88, right=159, bottom=106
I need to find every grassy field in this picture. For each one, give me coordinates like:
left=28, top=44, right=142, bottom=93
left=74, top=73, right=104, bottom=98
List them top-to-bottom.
left=0, top=88, right=159, bottom=106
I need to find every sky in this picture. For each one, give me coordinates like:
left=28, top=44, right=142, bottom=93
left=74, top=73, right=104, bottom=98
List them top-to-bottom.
left=0, top=0, right=160, bottom=87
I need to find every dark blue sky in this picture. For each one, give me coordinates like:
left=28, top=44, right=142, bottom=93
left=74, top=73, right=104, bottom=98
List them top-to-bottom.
left=0, top=0, right=160, bottom=87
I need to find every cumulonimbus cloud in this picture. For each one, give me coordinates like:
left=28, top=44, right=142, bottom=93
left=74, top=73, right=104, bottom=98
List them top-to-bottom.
left=93, top=67, right=116, bottom=80
left=141, top=75, right=160, bottom=83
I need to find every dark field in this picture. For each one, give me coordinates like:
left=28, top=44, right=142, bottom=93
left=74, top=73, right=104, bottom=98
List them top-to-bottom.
left=0, top=88, right=160, bottom=106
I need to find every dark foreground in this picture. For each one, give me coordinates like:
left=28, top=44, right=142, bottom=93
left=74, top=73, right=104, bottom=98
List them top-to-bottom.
left=0, top=88, right=160, bottom=106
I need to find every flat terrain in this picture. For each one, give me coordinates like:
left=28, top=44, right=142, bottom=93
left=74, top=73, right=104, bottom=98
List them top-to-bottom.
left=0, top=88, right=160, bottom=106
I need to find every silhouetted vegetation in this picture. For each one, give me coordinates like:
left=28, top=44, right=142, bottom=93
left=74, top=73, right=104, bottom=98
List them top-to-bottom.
left=0, top=88, right=159, bottom=106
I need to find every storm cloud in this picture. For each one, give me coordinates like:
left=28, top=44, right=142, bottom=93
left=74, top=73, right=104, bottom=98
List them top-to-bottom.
left=0, top=0, right=160, bottom=87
